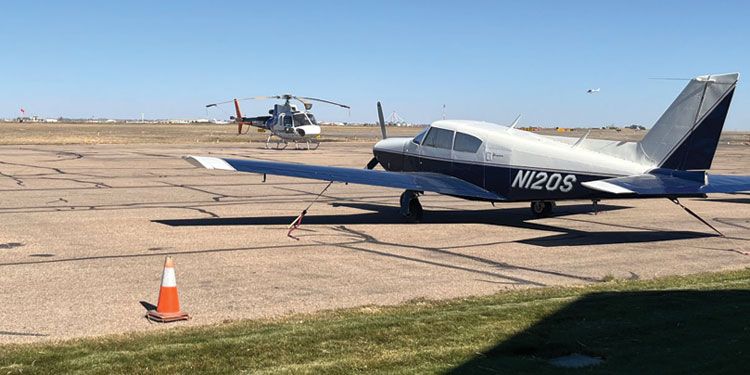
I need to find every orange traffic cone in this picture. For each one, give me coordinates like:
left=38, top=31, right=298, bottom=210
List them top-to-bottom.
left=146, top=256, right=190, bottom=323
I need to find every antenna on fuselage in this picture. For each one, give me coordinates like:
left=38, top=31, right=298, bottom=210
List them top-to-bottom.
left=509, top=114, right=522, bottom=129
left=572, top=129, right=591, bottom=148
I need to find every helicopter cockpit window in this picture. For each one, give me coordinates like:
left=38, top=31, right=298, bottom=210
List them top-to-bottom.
left=293, top=113, right=317, bottom=126
left=412, top=127, right=429, bottom=144
left=422, top=127, right=454, bottom=150
left=453, top=132, right=482, bottom=153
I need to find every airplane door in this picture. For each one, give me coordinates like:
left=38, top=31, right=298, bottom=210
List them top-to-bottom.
left=451, top=132, right=485, bottom=187
left=483, top=144, right=511, bottom=193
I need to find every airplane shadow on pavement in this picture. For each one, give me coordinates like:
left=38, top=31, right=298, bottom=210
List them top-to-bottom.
left=154, top=202, right=717, bottom=247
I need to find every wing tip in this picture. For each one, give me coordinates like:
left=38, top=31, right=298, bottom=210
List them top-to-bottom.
left=184, top=155, right=236, bottom=171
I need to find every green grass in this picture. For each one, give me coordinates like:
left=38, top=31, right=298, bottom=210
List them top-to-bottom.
left=2, top=269, right=750, bottom=374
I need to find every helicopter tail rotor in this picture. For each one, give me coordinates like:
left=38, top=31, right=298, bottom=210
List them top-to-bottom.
left=233, top=99, right=243, bottom=135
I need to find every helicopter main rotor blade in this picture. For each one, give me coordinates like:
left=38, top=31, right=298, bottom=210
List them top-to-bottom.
left=205, top=96, right=282, bottom=108
left=296, top=96, right=350, bottom=109
left=293, top=97, right=314, bottom=111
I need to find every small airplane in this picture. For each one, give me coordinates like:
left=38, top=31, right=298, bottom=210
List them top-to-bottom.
left=188, top=73, right=746, bottom=234
left=587, top=88, right=600, bottom=94
left=205, top=94, right=350, bottom=150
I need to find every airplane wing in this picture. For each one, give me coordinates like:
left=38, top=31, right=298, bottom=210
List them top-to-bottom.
left=185, top=156, right=504, bottom=201
left=582, top=170, right=750, bottom=196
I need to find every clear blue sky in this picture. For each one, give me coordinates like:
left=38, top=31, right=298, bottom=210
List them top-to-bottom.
left=1, top=1, right=748, bottom=129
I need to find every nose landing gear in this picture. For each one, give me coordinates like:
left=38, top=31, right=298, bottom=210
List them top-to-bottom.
left=400, top=190, right=423, bottom=222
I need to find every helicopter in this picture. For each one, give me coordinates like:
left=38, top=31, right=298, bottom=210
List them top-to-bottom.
left=206, top=94, right=349, bottom=150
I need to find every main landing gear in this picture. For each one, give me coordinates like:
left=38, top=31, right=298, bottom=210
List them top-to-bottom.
left=400, top=190, right=423, bottom=222
left=530, top=200, right=555, bottom=218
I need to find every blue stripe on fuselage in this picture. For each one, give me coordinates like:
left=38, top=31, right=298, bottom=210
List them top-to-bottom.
left=373, top=149, right=624, bottom=201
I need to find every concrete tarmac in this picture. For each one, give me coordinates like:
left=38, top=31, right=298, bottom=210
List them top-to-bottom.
left=1, top=142, right=749, bottom=343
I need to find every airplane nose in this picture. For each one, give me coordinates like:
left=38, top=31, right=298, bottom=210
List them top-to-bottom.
left=373, top=138, right=408, bottom=153
left=373, top=139, right=385, bottom=152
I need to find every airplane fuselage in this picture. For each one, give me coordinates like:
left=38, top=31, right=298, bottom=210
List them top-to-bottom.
left=372, top=120, right=655, bottom=202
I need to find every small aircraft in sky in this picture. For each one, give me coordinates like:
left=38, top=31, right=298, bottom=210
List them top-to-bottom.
left=188, top=73, right=745, bottom=234
left=587, top=88, right=600, bottom=94
left=206, top=94, right=350, bottom=150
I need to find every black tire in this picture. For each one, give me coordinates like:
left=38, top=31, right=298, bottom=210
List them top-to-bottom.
left=406, top=198, right=424, bottom=223
left=530, top=201, right=553, bottom=218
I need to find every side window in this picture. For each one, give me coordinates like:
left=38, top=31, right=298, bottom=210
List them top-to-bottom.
left=423, top=128, right=454, bottom=150
left=453, top=132, right=482, bottom=153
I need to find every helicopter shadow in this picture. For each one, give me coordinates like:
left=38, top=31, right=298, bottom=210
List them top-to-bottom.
left=153, top=202, right=716, bottom=247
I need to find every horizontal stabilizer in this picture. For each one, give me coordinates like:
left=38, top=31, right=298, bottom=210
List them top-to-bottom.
left=185, top=156, right=504, bottom=201
left=582, top=170, right=750, bottom=196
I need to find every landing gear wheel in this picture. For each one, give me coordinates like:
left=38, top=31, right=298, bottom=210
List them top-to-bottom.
left=400, top=190, right=424, bottom=223
left=530, top=201, right=554, bottom=218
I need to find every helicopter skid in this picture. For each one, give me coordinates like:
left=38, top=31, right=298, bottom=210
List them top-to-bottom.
left=264, top=135, right=319, bottom=150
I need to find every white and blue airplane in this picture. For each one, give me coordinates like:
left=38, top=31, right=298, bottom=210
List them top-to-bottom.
left=187, top=73, right=747, bottom=226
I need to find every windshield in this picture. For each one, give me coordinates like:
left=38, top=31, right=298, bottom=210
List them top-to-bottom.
left=293, top=113, right=317, bottom=126
left=412, top=127, right=429, bottom=144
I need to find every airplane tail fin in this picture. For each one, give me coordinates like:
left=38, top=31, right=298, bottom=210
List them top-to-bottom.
left=638, top=73, right=739, bottom=170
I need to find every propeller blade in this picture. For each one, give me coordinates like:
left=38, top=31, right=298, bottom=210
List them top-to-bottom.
left=296, top=96, right=350, bottom=109
left=377, top=101, right=387, bottom=139
left=366, top=157, right=379, bottom=170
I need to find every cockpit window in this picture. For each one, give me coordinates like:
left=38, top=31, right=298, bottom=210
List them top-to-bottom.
left=293, top=113, right=317, bottom=126
left=412, top=127, right=429, bottom=144
left=422, top=127, right=454, bottom=150
left=453, top=132, right=482, bottom=153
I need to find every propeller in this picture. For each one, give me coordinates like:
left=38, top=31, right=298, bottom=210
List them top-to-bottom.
left=366, top=101, right=388, bottom=170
